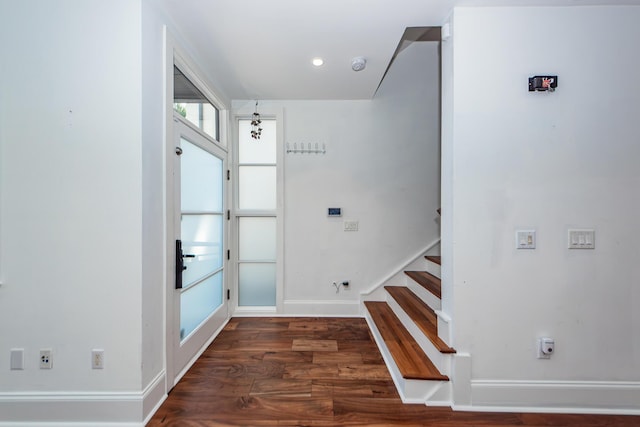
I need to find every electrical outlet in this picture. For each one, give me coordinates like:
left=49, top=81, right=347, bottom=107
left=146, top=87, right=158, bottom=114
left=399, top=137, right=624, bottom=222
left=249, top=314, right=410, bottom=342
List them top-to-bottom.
left=40, top=349, right=52, bottom=369
left=92, top=349, right=104, bottom=369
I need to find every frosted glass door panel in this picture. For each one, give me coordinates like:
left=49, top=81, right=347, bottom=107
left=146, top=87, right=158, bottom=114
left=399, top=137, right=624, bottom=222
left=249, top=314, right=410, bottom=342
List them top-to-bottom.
left=238, top=120, right=276, bottom=163
left=181, top=139, right=223, bottom=212
left=238, top=166, right=276, bottom=210
left=181, top=214, right=223, bottom=287
left=239, top=217, right=276, bottom=260
left=238, top=264, right=276, bottom=306
left=180, top=272, right=223, bottom=339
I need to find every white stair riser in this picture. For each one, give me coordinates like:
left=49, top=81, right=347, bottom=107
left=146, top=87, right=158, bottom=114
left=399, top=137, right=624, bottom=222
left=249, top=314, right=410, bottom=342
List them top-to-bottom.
left=425, top=261, right=441, bottom=279
left=405, top=279, right=441, bottom=311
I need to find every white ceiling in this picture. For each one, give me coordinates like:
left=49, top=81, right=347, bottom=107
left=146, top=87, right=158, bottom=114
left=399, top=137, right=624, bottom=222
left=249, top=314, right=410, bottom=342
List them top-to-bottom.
left=156, top=0, right=640, bottom=101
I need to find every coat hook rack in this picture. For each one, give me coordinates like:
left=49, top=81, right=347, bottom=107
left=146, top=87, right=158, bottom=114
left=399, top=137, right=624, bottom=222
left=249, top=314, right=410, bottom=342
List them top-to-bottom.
left=286, top=142, right=326, bottom=155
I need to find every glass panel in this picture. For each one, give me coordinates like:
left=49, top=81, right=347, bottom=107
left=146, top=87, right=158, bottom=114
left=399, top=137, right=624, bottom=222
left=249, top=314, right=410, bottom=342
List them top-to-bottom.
left=174, top=66, right=219, bottom=141
left=201, top=103, right=218, bottom=140
left=239, top=119, right=277, bottom=164
left=181, top=139, right=223, bottom=212
left=238, top=166, right=276, bottom=210
left=182, top=214, right=223, bottom=287
left=239, top=217, right=276, bottom=261
left=239, top=263, right=276, bottom=306
left=180, top=272, right=223, bottom=340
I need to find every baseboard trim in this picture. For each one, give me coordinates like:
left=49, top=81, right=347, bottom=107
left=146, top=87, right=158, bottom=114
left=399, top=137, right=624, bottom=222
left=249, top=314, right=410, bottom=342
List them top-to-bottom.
left=283, top=299, right=360, bottom=316
left=0, top=370, right=167, bottom=426
left=142, top=370, right=167, bottom=425
left=464, top=379, right=640, bottom=415
left=0, top=391, right=142, bottom=425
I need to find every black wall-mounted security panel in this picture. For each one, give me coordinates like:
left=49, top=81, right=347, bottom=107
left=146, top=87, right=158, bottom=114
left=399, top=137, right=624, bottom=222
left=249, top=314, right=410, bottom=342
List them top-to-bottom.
left=529, top=75, right=558, bottom=92
left=328, top=208, right=342, bottom=217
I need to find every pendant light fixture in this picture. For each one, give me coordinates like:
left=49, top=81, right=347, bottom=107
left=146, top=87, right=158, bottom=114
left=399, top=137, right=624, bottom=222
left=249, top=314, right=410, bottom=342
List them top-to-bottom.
left=251, top=101, right=262, bottom=139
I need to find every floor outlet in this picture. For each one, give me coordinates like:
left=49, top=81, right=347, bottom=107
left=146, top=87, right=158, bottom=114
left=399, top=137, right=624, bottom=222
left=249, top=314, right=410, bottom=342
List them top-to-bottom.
left=40, top=349, right=52, bottom=369
left=92, top=349, right=104, bottom=369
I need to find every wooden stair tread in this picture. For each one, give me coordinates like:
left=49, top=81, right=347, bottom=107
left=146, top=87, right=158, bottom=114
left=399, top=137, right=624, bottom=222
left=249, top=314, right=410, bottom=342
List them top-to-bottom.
left=425, top=255, right=441, bottom=265
left=405, top=271, right=441, bottom=299
left=385, top=286, right=456, bottom=354
left=364, top=301, right=449, bottom=381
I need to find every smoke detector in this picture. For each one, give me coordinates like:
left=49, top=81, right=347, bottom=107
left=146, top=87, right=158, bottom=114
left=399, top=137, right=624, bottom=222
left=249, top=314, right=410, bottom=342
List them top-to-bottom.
left=351, top=57, right=366, bottom=72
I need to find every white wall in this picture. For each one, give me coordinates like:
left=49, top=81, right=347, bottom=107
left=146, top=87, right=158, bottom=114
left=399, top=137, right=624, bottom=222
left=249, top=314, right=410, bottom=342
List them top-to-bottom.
left=0, top=0, right=167, bottom=423
left=141, top=0, right=166, bottom=392
left=447, top=6, right=640, bottom=410
left=233, top=41, right=441, bottom=315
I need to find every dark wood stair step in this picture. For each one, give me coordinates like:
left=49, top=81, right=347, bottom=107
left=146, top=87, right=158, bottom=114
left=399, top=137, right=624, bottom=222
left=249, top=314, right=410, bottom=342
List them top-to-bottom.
left=425, top=255, right=441, bottom=265
left=405, top=271, right=441, bottom=299
left=385, top=286, right=455, bottom=354
left=364, top=301, right=449, bottom=381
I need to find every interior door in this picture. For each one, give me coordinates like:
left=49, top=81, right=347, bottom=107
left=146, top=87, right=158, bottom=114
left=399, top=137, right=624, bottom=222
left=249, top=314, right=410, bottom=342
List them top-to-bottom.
left=171, top=116, right=228, bottom=383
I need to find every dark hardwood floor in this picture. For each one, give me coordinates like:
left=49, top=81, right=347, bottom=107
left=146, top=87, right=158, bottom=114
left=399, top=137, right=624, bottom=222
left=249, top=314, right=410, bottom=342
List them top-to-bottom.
left=148, top=317, right=638, bottom=426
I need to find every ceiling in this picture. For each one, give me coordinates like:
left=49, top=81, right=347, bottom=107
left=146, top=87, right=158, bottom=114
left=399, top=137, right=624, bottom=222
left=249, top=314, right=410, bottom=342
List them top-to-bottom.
left=156, top=0, right=640, bottom=101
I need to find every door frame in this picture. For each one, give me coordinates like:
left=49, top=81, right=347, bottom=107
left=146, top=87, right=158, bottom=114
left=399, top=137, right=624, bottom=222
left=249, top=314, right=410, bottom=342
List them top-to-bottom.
left=164, top=30, right=230, bottom=391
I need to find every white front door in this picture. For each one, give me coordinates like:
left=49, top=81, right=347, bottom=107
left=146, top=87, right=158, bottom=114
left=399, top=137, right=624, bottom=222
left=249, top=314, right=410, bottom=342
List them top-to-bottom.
left=170, top=116, right=228, bottom=385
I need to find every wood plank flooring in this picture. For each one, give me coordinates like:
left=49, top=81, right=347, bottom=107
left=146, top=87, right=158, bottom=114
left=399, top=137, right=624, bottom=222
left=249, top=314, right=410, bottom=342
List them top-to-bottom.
left=148, top=317, right=639, bottom=426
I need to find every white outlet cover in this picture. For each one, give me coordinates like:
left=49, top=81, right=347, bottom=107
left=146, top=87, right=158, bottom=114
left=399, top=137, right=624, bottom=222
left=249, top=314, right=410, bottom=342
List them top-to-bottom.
left=10, top=348, right=24, bottom=370
left=40, top=349, right=52, bottom=369
left=92, top=349, right=105, bottom=369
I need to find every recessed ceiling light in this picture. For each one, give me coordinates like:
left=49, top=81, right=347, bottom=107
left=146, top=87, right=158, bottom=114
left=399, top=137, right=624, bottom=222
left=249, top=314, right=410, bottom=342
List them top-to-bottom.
left=312, top=57, right=324, bottom=67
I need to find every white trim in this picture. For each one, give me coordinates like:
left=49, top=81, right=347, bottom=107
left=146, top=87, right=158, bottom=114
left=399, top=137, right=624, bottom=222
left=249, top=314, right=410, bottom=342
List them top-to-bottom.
left=163, top=26, right=231, bottom=393
left=360, top=238, right=441, bottom=296
left=283, top=299, right=360, bottom=316
left=142, top=370, right=167, bottom=424
left=0, top=371, right=166, bottom=426
left=462, top=380, right=640, bottom=415
left=0, top=392, right=140, bottom=425
left=0, top=424, right=141, bottom=427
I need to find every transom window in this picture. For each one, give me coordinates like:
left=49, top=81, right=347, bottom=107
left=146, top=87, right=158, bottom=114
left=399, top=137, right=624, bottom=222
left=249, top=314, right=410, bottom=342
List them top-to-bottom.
left=173, top=65, right=219, bottom=141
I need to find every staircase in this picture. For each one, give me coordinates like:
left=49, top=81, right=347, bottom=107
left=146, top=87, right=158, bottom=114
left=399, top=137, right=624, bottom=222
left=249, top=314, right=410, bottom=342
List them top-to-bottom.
left=362, top=251, right=455, bottom=405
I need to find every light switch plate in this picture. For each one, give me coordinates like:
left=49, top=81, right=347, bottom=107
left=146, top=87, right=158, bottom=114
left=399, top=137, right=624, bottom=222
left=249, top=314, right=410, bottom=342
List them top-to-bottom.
left=344, top=221, right=359, bottom=231
left=568, top=229, right=595, bottom=249
left=516, top=230, right=536, bottom=249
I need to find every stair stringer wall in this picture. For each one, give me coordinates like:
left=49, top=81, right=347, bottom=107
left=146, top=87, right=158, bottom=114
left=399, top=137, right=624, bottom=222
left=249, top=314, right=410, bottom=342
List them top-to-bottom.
left=360, top=239, right=441, bottom=302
